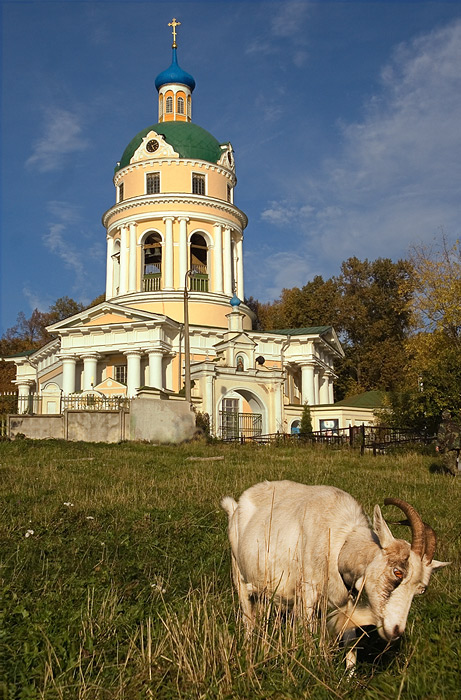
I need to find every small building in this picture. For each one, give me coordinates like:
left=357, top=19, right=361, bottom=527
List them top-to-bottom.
left=4, top=22, right=376, bottom=440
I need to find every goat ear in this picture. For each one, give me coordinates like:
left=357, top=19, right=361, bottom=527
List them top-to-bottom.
left=373, top=505, right=395, bottom=548
left=430, top=559, right=451, bottom=571
left=354, top=575, right=364, bottom=592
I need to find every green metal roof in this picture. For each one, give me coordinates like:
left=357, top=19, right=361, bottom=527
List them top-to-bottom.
left=116, top=122, right=225, bottom=172
left=273, top=326, right=332, bottom=336
left=334, top=390, right=386, bottom=408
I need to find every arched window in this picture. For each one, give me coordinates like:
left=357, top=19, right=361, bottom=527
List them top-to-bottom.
left=159, top=95, right=164, bottom=119
left=166, top=96, right=173, bottom=113
left=177, top=96, right=185, bottom=114
left=187, top=96, right=191, bottom=119
left=143, top=233, right=162, bottom=291
left=189, top=233, right=208, bottom=292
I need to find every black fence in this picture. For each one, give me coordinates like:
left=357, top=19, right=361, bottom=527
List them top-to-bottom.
left=223, top=424, right=435, bottom=453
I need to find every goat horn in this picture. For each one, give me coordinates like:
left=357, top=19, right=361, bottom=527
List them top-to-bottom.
left=383, top=497, right=426, bottom=558
left=423, top=523, right=437, bottom=564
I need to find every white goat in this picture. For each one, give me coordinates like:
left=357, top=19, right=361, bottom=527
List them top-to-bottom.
left=222, top=481, right=449, bottom=667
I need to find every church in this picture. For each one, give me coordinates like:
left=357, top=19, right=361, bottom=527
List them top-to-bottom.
left=6, top=21, right=375, bottom=440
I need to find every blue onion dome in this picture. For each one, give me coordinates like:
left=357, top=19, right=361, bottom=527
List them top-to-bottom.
left=155, top=48, right=196, bottom=91
left=230, top=293, right=241, bottom=308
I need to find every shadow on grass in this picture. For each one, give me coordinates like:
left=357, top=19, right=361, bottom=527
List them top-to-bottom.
left=429, top=461, right=457, bottom=476
left=354, top=627, right=401, bottom=670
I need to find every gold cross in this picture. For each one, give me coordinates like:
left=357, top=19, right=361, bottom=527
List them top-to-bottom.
left=168, top=18, right=181, bottom=48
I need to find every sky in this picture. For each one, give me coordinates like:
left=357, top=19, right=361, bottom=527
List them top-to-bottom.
left=2, top=0, right=461, bottom=335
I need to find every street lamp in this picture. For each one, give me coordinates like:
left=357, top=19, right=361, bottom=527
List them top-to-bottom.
left=183, top=269, right=197, bottom=403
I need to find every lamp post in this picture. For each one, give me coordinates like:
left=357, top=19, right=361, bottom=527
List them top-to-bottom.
left=183, top=269, right=196, bottom=403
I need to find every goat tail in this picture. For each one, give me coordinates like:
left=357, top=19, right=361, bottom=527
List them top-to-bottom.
left=221, top=496, right=238, bottom=519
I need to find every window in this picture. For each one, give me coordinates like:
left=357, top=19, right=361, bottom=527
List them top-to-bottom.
left=159, top=95, right=163, bottom=119
left=166, top=96, right=173, bottom=113
left=177, top=96, right=185, bottom=114
left=187, top=96, right=191, bottom=118
left=146, top=173, right=160, bottom=194
left=192, top=173, right=206, bottom=195
left=118, top=183, right=124, bottom=202
left=227, top=184, right=232, bottom=203
left=143, top=232, right=162, bottom=291
left=189, top=233, right=208, bottom=291
left=115, top=365, right=127, bottom=384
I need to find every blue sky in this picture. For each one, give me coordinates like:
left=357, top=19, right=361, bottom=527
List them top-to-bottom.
left=2, top=0, right=461, bottom=335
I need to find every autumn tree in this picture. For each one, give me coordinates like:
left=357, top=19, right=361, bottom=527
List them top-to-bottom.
left=397, top=237, right=461, bottom=429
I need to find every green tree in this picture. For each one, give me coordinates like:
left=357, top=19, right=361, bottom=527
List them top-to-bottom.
left=300, top=403, right=313, bottom=435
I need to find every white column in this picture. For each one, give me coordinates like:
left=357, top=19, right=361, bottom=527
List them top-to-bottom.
left=163, top=217, right=174, bottom=289
left=179, top=217, right=189, bottom=288
left=128, top=223, right=137, bottom=292
left=213, top=223, right=223, bottom=293
left=119, top=225, right=128, bottom=295
left=223, top=226, right=232, bottom=296
left=106, top=236, right=114, bottom=299
left=236, top=236, right=244, bottom=300
left=126, top=350, right=142, bottom=397
left=148, top=350, right=163, bottom=389
left=82, top=354, right=99, bottom=391
left=62, top=356, right=77, bottom=394
left=301, top=364, right=315, bottom=406
left=314, top=369, right=320, bottom=405
left=319, top=372, right=329, bottom=404
left=328, top=373, right=335, bottom=404
left=205, top=374, right=214, bottom=427
left=15, top=380, right=34, bottom=414
left=275, top=381, right=283, bottom=432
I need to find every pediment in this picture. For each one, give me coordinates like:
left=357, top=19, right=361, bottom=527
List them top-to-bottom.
left=131, top=131, right=179, bottom=163
left=47, top=302, right=170, bottom=332
left=214, top=331, right=256, bottom=351
left=94, top=378, right=127, bottom=393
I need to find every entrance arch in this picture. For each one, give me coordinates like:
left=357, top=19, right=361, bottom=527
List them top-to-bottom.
left=219, top=388, right=266, bottom=439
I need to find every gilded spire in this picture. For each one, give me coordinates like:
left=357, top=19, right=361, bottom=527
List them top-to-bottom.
left=168, top=18, right=181, bottom=48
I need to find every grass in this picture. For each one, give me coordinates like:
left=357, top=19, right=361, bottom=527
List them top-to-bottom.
left=0, top=439, right=459, bottom=699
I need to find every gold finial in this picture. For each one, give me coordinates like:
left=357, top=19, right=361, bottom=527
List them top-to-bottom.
left=168, top=17, right=181, bottom=48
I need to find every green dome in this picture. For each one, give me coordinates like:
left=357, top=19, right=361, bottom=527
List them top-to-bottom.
left=116, top=122, right=225, bottom=172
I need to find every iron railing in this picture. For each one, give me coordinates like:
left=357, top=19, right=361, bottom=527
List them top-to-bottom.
left=142, top=274, right=162, bottom=292
left=220, top=411, right=263, bottom=440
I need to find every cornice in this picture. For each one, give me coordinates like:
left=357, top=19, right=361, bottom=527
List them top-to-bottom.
left=102, top=194, right=247, bottom=230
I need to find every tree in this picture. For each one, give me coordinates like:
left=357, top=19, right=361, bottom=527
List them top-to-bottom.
left=403, top=237, right=461, bottom=423
left=334, top=257, right=413, bottom=397
left=300, top=402, right=313, bottom=435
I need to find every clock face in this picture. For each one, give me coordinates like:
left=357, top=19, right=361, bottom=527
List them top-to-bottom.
left=146, top=139, right=159, bottom=153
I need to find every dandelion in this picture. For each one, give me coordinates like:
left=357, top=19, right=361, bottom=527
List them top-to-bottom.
left=63, top=502, right=74, bottom=507
left=86, top=516, right=95, bottom=520
left=25, top=529, right=34, bottom=538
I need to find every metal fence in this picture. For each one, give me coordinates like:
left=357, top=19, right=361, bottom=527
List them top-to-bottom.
left=0, top=392, right=130, bottom=417
left=220, top=412, right=263, bottom=440
left=224, top=424, right=435, bottom=452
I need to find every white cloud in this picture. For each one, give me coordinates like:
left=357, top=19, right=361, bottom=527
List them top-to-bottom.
left=257, top=19, right=461, bottom=296
left=25, top=108, right=89, bottom=172
left=42, top=202, right=87, bottom=285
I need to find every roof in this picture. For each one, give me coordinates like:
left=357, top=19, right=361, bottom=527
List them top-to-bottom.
left=154, top=47, right=196, bottom=92
left=116, top=121, right=225, bottom=172
left=273, top=326, right=332, bottom=336
left=334, top=390, right=386, bottom=408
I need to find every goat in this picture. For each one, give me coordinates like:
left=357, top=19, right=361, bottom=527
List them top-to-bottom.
left=221, top=481, right=449, bottom=668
